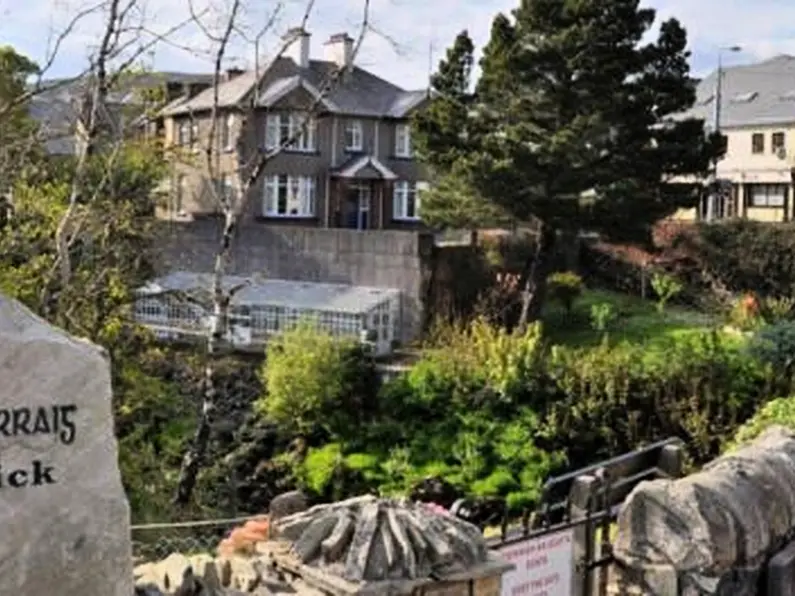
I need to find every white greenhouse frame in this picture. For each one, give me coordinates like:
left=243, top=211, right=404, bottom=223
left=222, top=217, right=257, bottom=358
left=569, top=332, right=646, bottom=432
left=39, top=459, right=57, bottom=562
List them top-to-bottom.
left=133, top=272, right=402, bottom=356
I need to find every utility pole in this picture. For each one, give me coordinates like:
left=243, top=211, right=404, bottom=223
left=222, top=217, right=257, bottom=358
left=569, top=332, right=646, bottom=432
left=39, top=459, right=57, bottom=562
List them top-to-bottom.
left=706, top=45, right=741, bottom=222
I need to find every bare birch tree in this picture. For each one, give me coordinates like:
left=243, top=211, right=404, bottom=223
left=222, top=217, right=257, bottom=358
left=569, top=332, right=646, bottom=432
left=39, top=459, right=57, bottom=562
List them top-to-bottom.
left=173, top=0, right=374, bottom=505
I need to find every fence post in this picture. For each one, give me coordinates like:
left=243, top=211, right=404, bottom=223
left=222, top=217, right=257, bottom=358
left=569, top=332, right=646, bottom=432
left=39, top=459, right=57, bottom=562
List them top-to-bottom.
left=658, top=444, right=685, bottom=479
left=568, top=474, right=598, bottom=596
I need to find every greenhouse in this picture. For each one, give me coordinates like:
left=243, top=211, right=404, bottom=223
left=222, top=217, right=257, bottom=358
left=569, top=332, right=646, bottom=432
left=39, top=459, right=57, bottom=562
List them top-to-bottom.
left=133, top=271, right=402, bottom=356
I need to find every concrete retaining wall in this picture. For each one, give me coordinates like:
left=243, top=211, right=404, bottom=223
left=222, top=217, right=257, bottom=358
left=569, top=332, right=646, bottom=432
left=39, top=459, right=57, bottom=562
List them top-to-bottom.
left=154, top=220, right=435, bottom=343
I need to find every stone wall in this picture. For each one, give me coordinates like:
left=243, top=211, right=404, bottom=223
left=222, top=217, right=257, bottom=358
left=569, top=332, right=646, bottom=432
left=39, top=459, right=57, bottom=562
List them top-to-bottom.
left=154, top=220, right=435, bottom=343
left=611, top=425, right=795, bottom=595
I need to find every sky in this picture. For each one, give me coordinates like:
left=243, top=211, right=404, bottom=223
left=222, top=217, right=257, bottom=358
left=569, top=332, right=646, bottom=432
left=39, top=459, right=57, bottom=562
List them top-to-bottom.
left=1, top=0, right=793, bottom=90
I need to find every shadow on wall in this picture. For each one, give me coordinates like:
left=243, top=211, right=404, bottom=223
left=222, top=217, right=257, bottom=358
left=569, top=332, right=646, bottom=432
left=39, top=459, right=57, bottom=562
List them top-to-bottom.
left=153, top=219, right=435, bottom=344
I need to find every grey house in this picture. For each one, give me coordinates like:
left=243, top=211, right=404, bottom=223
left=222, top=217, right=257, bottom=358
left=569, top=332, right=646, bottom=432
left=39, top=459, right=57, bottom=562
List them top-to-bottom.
left=160, top=28, right=431, bottom=230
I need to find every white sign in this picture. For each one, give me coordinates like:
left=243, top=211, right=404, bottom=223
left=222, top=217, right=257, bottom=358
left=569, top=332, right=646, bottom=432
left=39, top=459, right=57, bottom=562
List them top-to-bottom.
left=498, top=529, right=574, bottom=596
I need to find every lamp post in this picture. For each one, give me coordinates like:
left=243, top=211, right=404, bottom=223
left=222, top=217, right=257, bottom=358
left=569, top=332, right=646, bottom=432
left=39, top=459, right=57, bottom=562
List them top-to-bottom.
left=706, top=45, right=741, bottom=222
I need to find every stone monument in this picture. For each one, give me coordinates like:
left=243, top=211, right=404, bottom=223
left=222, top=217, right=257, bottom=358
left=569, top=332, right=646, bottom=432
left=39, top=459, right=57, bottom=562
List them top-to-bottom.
left=0, top=293, right=134, bottom=595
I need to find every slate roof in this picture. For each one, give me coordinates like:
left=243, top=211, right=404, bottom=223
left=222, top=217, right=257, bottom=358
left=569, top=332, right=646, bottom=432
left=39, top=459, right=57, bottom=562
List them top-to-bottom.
left=681, top=55, right=795, bottom=128
left=161, top=57, right=428, bottom=118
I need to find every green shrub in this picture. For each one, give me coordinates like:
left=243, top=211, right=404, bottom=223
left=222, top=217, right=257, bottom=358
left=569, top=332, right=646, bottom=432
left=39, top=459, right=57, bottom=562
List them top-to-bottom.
left=679, top=220, right=795, bottom=298
left=547, top=271, right=584, bottom=314
left=650, top=272, right=683, bottom=313
left=726, top=293, right=763, bottom=331
left=760, top=296, right=795, bottom=324
left=590, top=302, right=617, bottom=332
left=420, top=317, right=545, bottom=404
left=258, top=320, right=379, bottom=439
left=748, top=321, right=795, bottom=379
left=543, top=330, right=771, bottom=466
left=726, top=396, right=795, bottom=450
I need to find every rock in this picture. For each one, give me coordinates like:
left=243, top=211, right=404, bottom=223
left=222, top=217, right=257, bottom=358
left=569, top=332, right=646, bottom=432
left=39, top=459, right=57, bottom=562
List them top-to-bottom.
left=0, top=294, right=133, bottom=595
left=614, top=425, right=795, bottom=593
left=409, top=476, right=460, bottom=509
left=268, top=491, right=308, bottom=522
left=269, top=496, right=493, bottom=585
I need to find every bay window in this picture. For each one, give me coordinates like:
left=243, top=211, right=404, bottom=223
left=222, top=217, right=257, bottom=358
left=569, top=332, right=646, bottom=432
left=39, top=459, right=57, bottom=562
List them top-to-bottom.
left=264, top=113, right=317, bottom=152
left=263, top=175, right=316, bottom=217
left=393, top=180, right=426, bottom=220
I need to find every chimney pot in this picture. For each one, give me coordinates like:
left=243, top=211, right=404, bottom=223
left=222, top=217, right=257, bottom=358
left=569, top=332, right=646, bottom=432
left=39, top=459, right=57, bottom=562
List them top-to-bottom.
left=282, top=27, right=310, bottom=69
left=324, top=32, right=354, bottom=72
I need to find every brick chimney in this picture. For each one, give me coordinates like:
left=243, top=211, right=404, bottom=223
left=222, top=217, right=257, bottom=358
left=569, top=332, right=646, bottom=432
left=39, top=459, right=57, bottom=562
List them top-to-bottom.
left=282, top=27, right=310, bottom=69
left=324, top=32, right=354, bottom=71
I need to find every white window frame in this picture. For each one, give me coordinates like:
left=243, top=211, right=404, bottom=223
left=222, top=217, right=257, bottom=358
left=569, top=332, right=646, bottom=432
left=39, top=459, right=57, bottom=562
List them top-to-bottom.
left=264, top=112, right=316, bottom=152
left=220, top=113, right=235, bottom=151
left=345, top=119, right=363, bottom=151
left=177, top=120, right=193, bottom=146
left=395, top=123, right=412, bottom=157
left=215, top=173, right=236, bottom=203
left=174, top=174, right=187, bottom=214
left=263, top=174, right=316, bottom=217
left=393, top=180, right=424, bottom=221
left=748, top=183, right=787, bottom=208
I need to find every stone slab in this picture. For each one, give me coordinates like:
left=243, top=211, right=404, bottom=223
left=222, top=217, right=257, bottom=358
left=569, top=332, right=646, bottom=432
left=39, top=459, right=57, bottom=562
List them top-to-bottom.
left=0, top=294, right=133, bottom=595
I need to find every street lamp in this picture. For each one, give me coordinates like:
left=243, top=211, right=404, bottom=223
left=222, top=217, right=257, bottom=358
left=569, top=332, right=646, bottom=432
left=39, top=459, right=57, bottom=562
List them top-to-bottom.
left=706, top=45, right=741, bottom=222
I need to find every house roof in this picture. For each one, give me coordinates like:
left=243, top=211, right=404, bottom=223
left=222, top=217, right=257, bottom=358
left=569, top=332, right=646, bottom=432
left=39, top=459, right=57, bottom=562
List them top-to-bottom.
left=680, top=55, right=795, bottom=128
left=161, top=57, right=428, bottom=119
left=29, top=71, right=215, bottom=154
left=333, top=154, right=397, bottom=180
left=141, top=271, right=401, bottom=314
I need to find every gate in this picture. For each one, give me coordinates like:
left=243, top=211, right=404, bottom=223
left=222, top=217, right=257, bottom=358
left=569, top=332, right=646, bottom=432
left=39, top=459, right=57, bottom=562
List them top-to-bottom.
left=487, top=437, right=685, bottom=596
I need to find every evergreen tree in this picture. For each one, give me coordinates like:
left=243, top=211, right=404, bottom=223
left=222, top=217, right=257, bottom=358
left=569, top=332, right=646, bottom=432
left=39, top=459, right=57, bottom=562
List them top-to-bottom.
left=414, top=0, right=724, bottom=325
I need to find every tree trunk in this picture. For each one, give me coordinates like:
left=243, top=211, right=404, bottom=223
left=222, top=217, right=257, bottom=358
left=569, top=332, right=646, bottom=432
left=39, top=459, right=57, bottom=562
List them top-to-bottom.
left=173, top=211, right=236, bottom=507
left=516, top=223, right=556, bottom=329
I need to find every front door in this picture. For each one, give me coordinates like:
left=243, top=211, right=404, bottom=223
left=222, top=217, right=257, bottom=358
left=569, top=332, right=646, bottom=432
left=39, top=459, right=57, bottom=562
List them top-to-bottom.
left=345, top=182, right=371, bottom=230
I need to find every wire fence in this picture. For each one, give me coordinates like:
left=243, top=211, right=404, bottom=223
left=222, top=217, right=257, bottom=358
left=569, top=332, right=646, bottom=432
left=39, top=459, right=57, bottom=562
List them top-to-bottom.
left=131, top=515, right=265, bottom=564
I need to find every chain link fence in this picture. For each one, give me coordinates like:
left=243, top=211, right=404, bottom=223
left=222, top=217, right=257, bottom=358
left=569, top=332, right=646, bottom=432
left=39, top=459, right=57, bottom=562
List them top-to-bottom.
left=131, top=516, right=265, bottom=564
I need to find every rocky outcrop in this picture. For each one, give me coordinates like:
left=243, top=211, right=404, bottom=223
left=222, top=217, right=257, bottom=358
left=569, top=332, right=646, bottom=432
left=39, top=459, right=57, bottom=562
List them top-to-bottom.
left=613, top=425, right=795, bottom=594
left=270, top=494, right=490, bottom=583
left=135, top=495, right=512, bottom=596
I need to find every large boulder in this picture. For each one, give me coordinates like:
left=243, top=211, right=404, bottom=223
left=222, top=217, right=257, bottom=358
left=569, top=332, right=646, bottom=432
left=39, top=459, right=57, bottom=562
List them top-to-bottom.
left=0, top=294, right=133, bottom=595
left=613, top=425, right=795, bottom=594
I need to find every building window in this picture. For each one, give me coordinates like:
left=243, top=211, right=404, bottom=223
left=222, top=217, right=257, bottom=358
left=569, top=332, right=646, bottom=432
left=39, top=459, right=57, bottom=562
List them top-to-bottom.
left=264, top=113, right=316, bottom=152
left=220, top=114, right=235, bottom=150
left=177, top=120, right=192, bottom=146
left=345, top=120, right=363, bottom=151
left=395, top=123, right=412, bottom=157
left=772, top=132, right=786, bottom=154
left=751, top=133, right=765, bottom=154
left=174, top=174, right=187, bottom=214
left=214, top=174, right=236, bottom=202
left=263, top=175, right=316, bottom=217
left=393, top=181, right=420, bottom=220
left=748, top=183, right=787, bottom=207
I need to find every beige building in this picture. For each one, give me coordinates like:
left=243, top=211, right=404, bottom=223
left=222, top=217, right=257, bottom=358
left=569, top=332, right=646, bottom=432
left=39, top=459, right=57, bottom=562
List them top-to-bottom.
left=159, top=28, right=430, bottom=230
left=674, top=55, right=795, bottom=223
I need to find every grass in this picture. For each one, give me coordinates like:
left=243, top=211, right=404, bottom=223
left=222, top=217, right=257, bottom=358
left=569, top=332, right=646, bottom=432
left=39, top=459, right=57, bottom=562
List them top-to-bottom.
left=542, top=288, right=721, bottom=348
